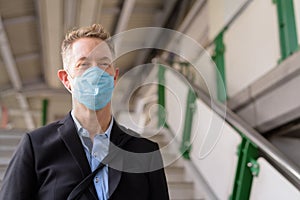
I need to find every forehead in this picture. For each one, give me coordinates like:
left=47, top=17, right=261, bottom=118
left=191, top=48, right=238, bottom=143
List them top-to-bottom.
left=70, top=37, right=113, bottom=61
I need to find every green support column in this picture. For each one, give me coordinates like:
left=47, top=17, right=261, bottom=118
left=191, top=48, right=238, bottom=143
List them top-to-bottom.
left=274, top=0, right=299, bottom=60
left=212, top=31, right=227, bottom=102
left=158, top=65, right=166, bottom=128
left=180, top=88, right=196, bottom=159
left=42, top=99, right=49, bottom=126
left=230, top=135, right=259, bottom=200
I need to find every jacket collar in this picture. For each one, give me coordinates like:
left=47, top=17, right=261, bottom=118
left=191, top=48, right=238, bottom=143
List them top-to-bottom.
left=58, top=113, right=134, bottom=199
left=58, top=113, right=98, bottom=199
left=58, top=113, right=91, bottom=176
left=107, top=122, right=132, bottom=198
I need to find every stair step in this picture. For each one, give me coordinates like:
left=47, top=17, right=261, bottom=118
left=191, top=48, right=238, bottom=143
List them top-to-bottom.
left=0, top=130, right=203, bottom=200
left=0, top=132, right=24, bottom=137
left=147, top=133, right=169, bottom=142
left=0, top=135, right=22, bottom=146
left=156, top=140, right=170, bottom=147
left=0, top=146, right=16, bottom=158
left=162, top=154, right=183, bottom=167
left=0, top=158, right=10, bottom=167
left=0, top=163, right=8, bottom=180
left=165, top=165, right=185, bottom=174
left=165, top=166, right=186, bottom=182
left=0, top=169, right=5, bottom=181
left=168, top=182, right=195, bottom=200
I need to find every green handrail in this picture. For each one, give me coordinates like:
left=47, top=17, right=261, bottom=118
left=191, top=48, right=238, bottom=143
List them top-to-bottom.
left=274, top=0, right=299, bottom=61
left=212, top=31, right=227, bottom=102
left=158, top=65, right=166, bottom=128
left=180, top=88, right=196, bottom=159
left=42, top=99, right=48, bottom=126
left=230, top=133, right=259, bottom=200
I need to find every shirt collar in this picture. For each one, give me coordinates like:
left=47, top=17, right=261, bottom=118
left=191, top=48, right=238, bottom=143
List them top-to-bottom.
left=71, top=110, right=113, bottom=139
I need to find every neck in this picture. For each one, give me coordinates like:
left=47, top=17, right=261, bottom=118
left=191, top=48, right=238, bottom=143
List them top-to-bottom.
left=73, top=102, right=112, bottom=140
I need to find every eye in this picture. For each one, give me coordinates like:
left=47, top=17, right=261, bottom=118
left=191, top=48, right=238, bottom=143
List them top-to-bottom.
left=77, top=62, right=90, bottom=69
left=80, top=62, right=89, bottom=66
left=99, top=62, right=110, bottom=67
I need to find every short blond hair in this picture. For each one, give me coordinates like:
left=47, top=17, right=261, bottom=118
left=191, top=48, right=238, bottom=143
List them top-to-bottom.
left=61, top=24, right=113, bottom=69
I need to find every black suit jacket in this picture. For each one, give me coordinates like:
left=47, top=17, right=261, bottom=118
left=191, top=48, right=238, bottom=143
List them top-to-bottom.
left=0, top=113, right=169, bottom=200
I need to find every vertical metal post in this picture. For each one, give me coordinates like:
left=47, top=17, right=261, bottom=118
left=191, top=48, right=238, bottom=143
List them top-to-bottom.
left=274, top=0, right=298, bottom=61
left=212, top=31, right=227, bottom=102
left=158, top=65, right=166, bottom=128
left=180, top=87, right=196, bottom=159
left=42, top=99, right=48, bottom=126
left=230, top=134, right=259, bottom=200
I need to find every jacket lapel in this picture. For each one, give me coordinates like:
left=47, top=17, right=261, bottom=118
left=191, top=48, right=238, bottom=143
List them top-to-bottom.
left=58, top=113, right=98, bottom=199
left=58, top=114, right=132, bottom=199
left=108, top=122, right=131, bottom=198
left=108, top=159, right=123, bottom=198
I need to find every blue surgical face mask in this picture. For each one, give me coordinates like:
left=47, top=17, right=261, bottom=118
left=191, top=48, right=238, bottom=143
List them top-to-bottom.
left=70, top=66, right=114, bottom=110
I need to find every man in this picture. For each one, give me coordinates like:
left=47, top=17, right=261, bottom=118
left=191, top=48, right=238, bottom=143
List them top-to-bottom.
left=0, top=24, right=169, bottom=200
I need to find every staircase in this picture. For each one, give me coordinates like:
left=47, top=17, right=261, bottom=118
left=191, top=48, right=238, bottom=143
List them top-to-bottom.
left=0, top=129, right=205, bottom=199
left=147, top=129, right=205, bottom=200
left=0, top=131, right=23, bottom=188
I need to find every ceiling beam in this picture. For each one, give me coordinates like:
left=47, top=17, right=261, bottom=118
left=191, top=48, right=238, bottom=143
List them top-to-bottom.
left=36, top=0, right=63, bottom=88
left=64, top=0, right=79, bottom=31
left=78, top=0, right=103, bottom=27
left=112, top=0, right=136, bottom=53
left=114, top=0, right=136, bottom=34
left=133, top=0, right=178, bottom=66
left=153, top=0, right=179, bottom=27
left=162, top=0, right=206, bottom=58
left=176, top=0, right=207, bottom=33
left=101, top=6, right=163, bottom=16
left=102, top=7, right=120, bottom=15
left=3, top=15, right=36, bottom=25
left=0, top=16, right=35, bottom=130
left=15, top=52, right=40, bottom=62
left=0, top=84, right=68, bottom=98
left=8, top=108, right=40, bottom=117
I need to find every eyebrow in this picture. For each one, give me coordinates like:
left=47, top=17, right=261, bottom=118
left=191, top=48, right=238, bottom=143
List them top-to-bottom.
left=75, top=56, right=113, bottom=69
left=76, top=56, right=111, bottom=62
left=96, top=56, right=112, bottom=62
left=76, top=57, right=88, bottom=62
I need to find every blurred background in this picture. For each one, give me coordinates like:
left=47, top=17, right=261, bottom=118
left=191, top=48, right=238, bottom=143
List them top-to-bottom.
left=1, top=0, right=300, bottom=199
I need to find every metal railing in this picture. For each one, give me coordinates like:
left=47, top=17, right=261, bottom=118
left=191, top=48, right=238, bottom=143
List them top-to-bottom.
left=193, top=84, right=300, bottom=190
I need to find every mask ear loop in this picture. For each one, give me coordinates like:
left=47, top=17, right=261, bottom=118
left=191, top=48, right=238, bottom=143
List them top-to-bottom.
left=102, top=63, right=116, bottom=77
left=66, top=65, right=113, bottom=94
left=104, top=65, right=111, bottom=74
left=65, top=69, right=74, bottom=94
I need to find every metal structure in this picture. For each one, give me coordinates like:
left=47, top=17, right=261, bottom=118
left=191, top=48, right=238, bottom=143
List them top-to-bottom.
left=0, top=0, right=189, bottom=130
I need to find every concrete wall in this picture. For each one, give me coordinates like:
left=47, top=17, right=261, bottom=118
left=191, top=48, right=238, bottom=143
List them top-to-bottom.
left=208, top=0, right=248, bottom=41
left=224, top=0, right=280, bottom=97
left=294, top=0, right=300, bottom=47
left=165, top=68, right=241, bottom=199
left=165, top=68, right=189, bottom=143
left=190, top=99, right=241, bottom=199
left=250, top=158, right=300, bottom=200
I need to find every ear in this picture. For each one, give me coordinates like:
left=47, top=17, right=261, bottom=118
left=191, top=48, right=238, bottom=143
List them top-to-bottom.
left=114, top=68, right=119, bottom=85
left=57, top=69, right=71, bottom=91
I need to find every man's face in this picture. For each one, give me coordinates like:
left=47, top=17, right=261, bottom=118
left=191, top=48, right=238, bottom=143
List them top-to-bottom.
left=57, top=37, right=119, bottom=109
left=67, top=37, right=115, bottom=78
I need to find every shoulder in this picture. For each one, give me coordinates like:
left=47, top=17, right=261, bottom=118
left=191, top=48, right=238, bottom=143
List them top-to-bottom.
left=26, top=114, right=73, bottom=145
left=27, top=120, right=62, bottom=140
left=113, top=124, right=159, bottom=153
left=128, top=135, right=159, bottom=152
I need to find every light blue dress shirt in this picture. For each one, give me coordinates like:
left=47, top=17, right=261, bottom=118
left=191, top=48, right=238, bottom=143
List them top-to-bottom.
left=71, top=111, right=113, bottom=200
